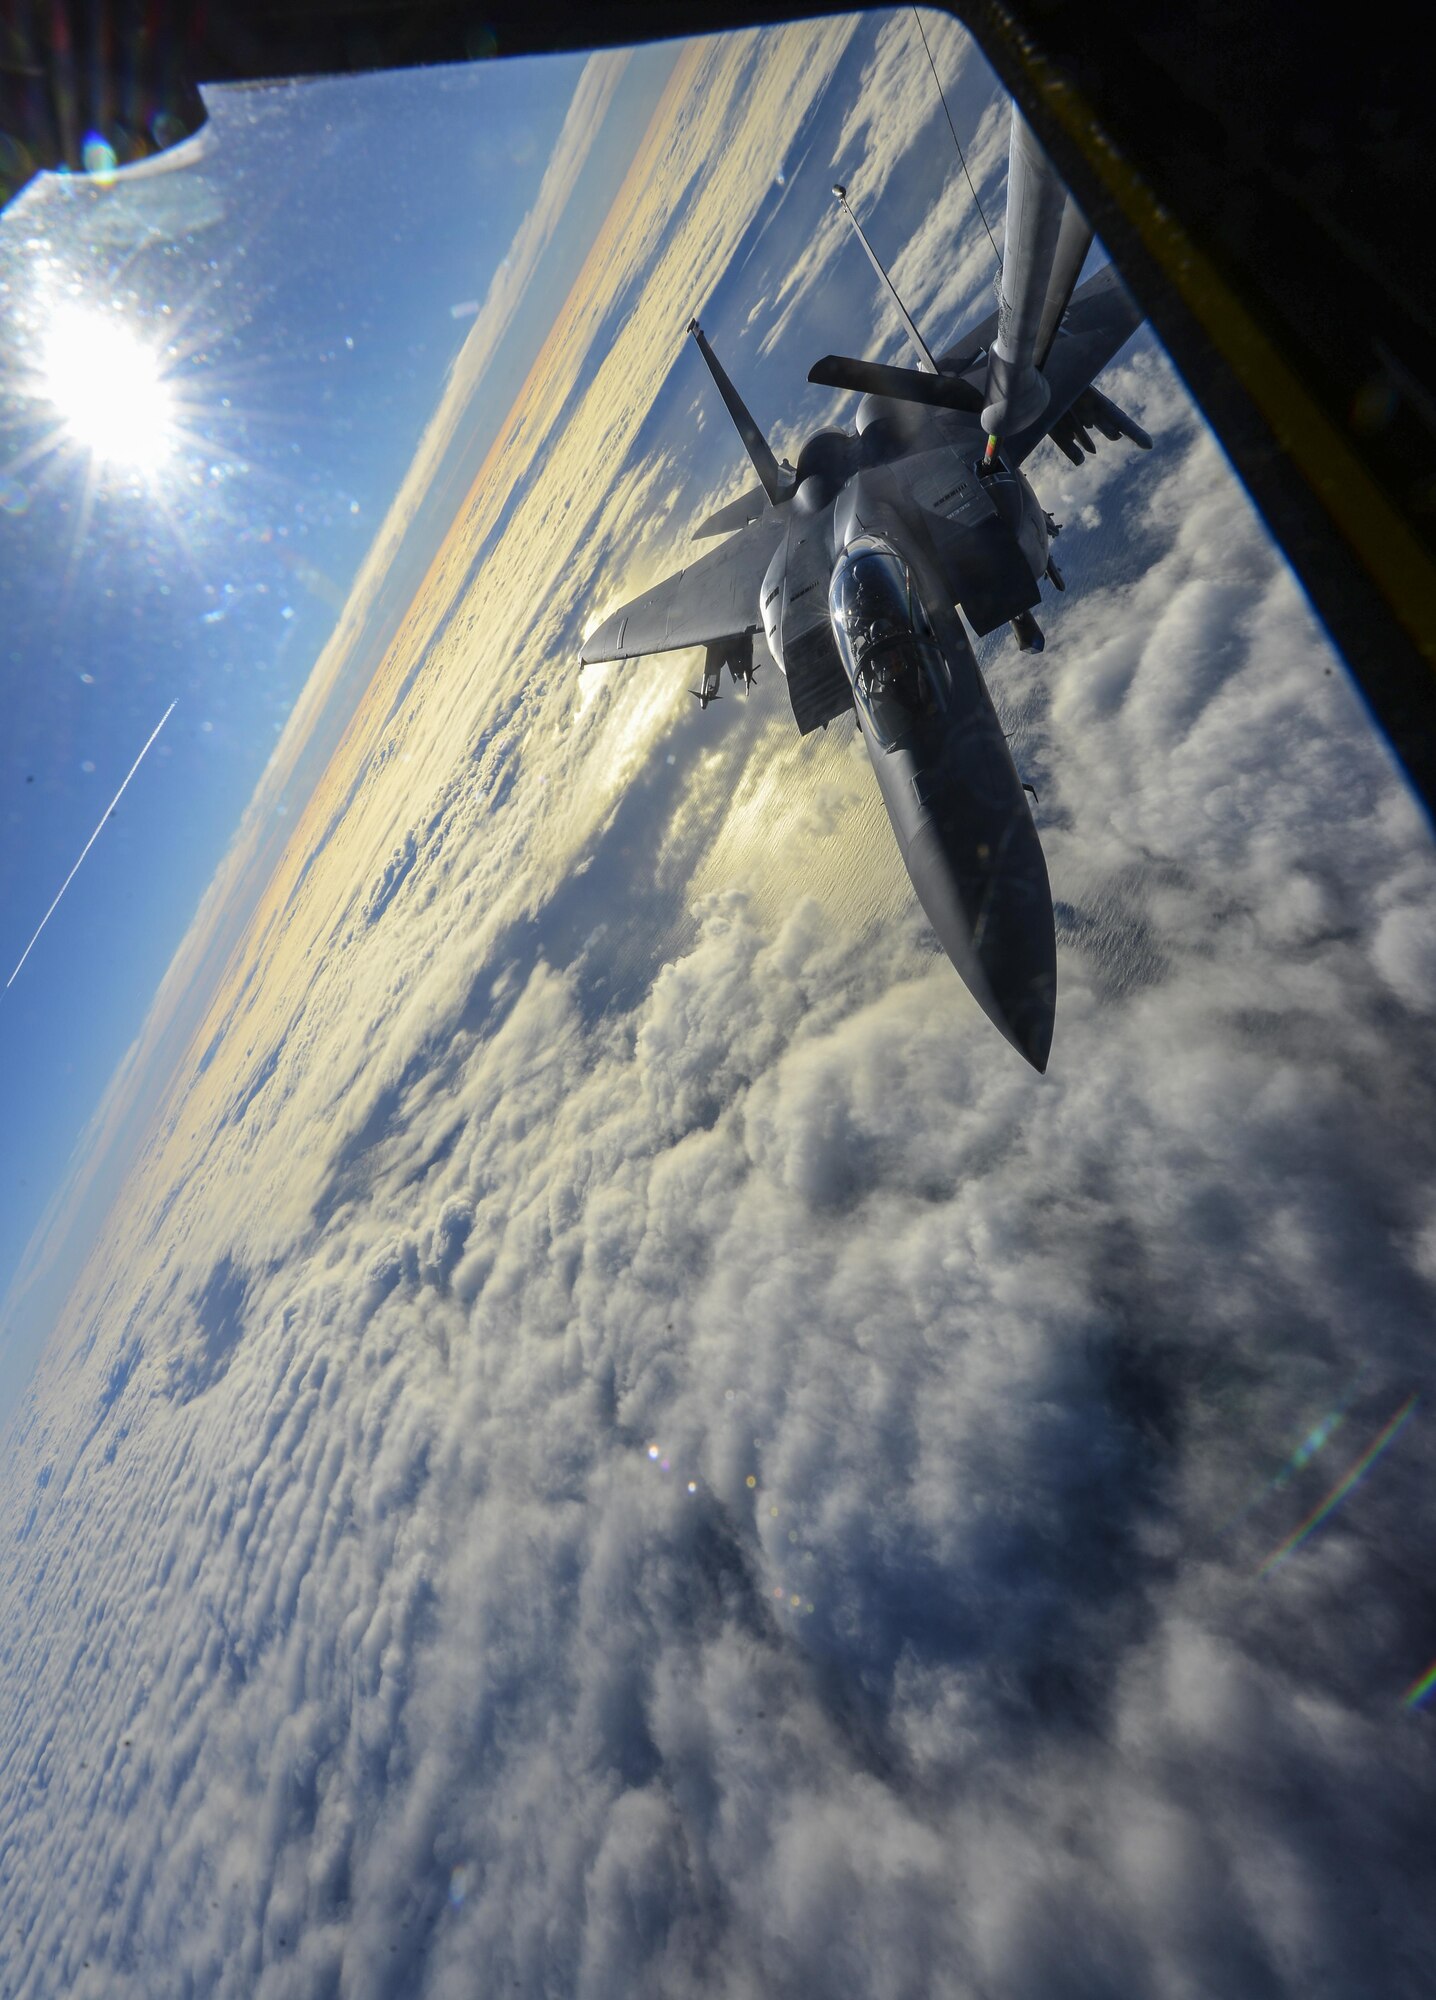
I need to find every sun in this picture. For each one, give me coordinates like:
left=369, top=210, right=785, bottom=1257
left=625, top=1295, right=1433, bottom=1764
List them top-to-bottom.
left=38, top=304, right=177, bottom=474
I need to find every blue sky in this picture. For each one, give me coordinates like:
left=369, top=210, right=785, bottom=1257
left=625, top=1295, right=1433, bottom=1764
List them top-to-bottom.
left=0, top=49, right=674, bottom=1367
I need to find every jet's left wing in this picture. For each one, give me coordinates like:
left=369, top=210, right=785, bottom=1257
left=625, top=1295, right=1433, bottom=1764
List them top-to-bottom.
left=579, top=516, right=784, bottom=665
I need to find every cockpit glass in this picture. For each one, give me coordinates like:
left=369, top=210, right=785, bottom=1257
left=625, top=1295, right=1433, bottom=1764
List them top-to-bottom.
left=830, top=546, right=949, bottom=745
left=831, top=547, right=914, bottom=656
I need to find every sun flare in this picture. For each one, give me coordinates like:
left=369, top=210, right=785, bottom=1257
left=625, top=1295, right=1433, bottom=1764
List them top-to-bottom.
left=39, top=305, right=176, bottom=472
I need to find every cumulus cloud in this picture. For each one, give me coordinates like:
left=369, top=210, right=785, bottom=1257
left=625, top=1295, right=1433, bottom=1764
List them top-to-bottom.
left=2, top=13, right=1436, bottom=2000
left=1371, top=900, right=1436, bottom=1009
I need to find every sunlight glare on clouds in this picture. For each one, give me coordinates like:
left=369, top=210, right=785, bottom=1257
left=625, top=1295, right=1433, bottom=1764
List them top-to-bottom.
left=38, top=302, right=176, bottom=472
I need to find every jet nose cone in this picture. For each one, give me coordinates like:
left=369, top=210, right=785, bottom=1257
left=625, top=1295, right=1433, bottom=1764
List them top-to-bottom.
left=906, top=802, right=1057, bottom=1071
left=970, top=884, right=1056, bottom=1072
left=1011, top=977, right=1054, bottom=1073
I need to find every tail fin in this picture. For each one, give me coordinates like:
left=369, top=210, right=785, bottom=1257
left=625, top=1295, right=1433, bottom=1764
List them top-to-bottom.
left=689, top=320, right=795, bottom=507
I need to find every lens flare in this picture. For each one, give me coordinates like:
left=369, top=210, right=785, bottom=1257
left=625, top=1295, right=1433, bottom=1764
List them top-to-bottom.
left=81, top=132, right=118, bottom=184
left=39, top=304, right=176, bottom=471
left=1220, top=1367, right=1370, bottom=1534
left=1256, top=1394, right=1419, bottom=1578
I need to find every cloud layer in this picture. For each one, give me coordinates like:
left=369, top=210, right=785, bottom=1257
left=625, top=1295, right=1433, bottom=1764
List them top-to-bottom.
left=2, top=13, right=1435, bottom=1999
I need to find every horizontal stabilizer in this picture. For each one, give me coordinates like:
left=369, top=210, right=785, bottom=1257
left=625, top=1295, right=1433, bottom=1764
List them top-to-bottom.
left=808, top=355, right=984, bottom=414
left=694, top=483, right=770, bottom=538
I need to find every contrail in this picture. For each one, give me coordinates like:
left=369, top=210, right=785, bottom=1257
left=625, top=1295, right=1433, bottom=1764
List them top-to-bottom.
left=6, top=700, right=176, bottom=990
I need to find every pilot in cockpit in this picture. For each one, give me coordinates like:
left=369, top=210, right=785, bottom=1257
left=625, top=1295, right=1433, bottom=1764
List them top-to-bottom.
left=831, top=542, right=950, bottom=745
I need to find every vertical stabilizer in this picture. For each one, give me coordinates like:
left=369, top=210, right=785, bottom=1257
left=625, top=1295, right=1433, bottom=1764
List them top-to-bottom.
left=688, top=320, right=795, bottom=506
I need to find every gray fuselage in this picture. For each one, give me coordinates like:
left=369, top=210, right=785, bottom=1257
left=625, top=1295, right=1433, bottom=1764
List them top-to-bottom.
left=760, top=404, right=1056, bottom=1067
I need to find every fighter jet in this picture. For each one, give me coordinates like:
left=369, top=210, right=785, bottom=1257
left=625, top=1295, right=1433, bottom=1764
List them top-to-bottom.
left=580, top=108, right=1151, bottom=1071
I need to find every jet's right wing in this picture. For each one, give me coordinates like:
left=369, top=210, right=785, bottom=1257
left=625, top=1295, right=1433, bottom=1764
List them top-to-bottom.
left=579, top=515, right=784, bottom=665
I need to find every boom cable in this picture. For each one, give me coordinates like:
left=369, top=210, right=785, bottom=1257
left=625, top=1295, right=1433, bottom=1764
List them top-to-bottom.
left=912, top=8, right=1001, bottom=277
